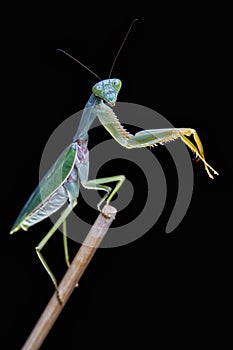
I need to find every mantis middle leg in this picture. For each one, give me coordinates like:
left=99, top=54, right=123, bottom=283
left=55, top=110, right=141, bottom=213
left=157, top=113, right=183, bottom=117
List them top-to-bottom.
left=81, top=175, right=126, bottom=215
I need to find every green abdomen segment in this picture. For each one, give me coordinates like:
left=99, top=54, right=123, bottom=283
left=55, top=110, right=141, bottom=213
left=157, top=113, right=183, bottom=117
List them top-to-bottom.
left=10, top=144, right=77, bottom=233
left=19, top=186, right=68, bottom=231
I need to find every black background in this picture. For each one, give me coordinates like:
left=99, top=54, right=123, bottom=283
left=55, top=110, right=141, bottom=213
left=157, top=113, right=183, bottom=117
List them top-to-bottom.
left=2, top=3, right=231, bottom=349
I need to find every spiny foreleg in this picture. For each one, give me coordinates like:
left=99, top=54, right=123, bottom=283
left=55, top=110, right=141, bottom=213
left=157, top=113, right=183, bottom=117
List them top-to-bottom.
left=95, top=104, right=218, bottom=179
left=125, top=127, right=219, bottom=179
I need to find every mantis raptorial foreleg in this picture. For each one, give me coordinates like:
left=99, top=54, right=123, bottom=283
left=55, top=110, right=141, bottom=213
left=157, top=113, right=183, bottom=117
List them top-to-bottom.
left=96, top=103, right=219, bottom=179
left=130, top=128, right=218, bottom=179
left=35, top=200, right=77, bottom=303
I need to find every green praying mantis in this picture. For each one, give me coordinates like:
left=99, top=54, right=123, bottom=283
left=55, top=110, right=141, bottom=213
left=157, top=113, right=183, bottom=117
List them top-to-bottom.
left=10, top=20, right=219, bottom=302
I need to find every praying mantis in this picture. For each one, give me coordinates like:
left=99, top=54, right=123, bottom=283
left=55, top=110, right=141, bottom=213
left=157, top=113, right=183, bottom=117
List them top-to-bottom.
left=10, top=20, right=219, bottom=302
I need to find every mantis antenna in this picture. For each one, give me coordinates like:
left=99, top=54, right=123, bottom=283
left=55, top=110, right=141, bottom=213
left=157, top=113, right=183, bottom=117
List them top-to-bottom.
left=108, top=18, right=138, bottom=78
left=57, top=19, right=138, bottom=81
left=56, top=48, right=102, bottom=80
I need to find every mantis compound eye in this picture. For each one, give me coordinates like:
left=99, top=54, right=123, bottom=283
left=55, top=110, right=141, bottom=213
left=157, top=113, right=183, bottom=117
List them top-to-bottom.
left=112, top=79, right=122, bottom=90
left=95, top=84, right=102, bottom=91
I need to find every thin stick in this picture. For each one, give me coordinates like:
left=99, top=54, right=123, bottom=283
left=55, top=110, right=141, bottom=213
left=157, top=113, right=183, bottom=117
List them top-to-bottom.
left=22, top=205, right=117, bottom=350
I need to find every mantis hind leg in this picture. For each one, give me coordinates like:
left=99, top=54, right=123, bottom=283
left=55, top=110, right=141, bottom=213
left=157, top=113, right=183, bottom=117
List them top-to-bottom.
left=81, top=175, right=126, bottom=215
left=35, top=199, right=77, bottom=304
left=62, top=218, right=79, bottom=287
left=62, top=219, right=70, bottom=268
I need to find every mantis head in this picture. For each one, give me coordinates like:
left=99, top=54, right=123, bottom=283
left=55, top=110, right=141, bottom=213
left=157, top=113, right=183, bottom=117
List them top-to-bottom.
left=57, top=19, right=137, bottom=109
left=92, top=79, right=122, bottom=107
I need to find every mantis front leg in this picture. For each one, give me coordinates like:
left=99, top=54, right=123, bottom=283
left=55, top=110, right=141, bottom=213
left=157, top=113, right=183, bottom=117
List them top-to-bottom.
left=96, top=103, right=219, bottom=179
left=128, top=128, right=219, bottom=179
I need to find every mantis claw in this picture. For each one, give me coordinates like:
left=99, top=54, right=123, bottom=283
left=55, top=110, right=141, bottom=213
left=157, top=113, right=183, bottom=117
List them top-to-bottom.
left=97, top=200, right=111, bottom=219
left=100, top=210, right=111, bottom=219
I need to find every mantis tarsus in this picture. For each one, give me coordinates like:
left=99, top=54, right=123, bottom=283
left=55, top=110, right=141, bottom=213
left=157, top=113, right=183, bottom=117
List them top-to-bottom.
left=10, top=20, right=219, bottom=302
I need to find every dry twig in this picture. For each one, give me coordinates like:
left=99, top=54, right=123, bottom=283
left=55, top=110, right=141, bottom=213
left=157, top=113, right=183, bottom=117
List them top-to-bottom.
left=22, top=204, right=117, bottom=350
